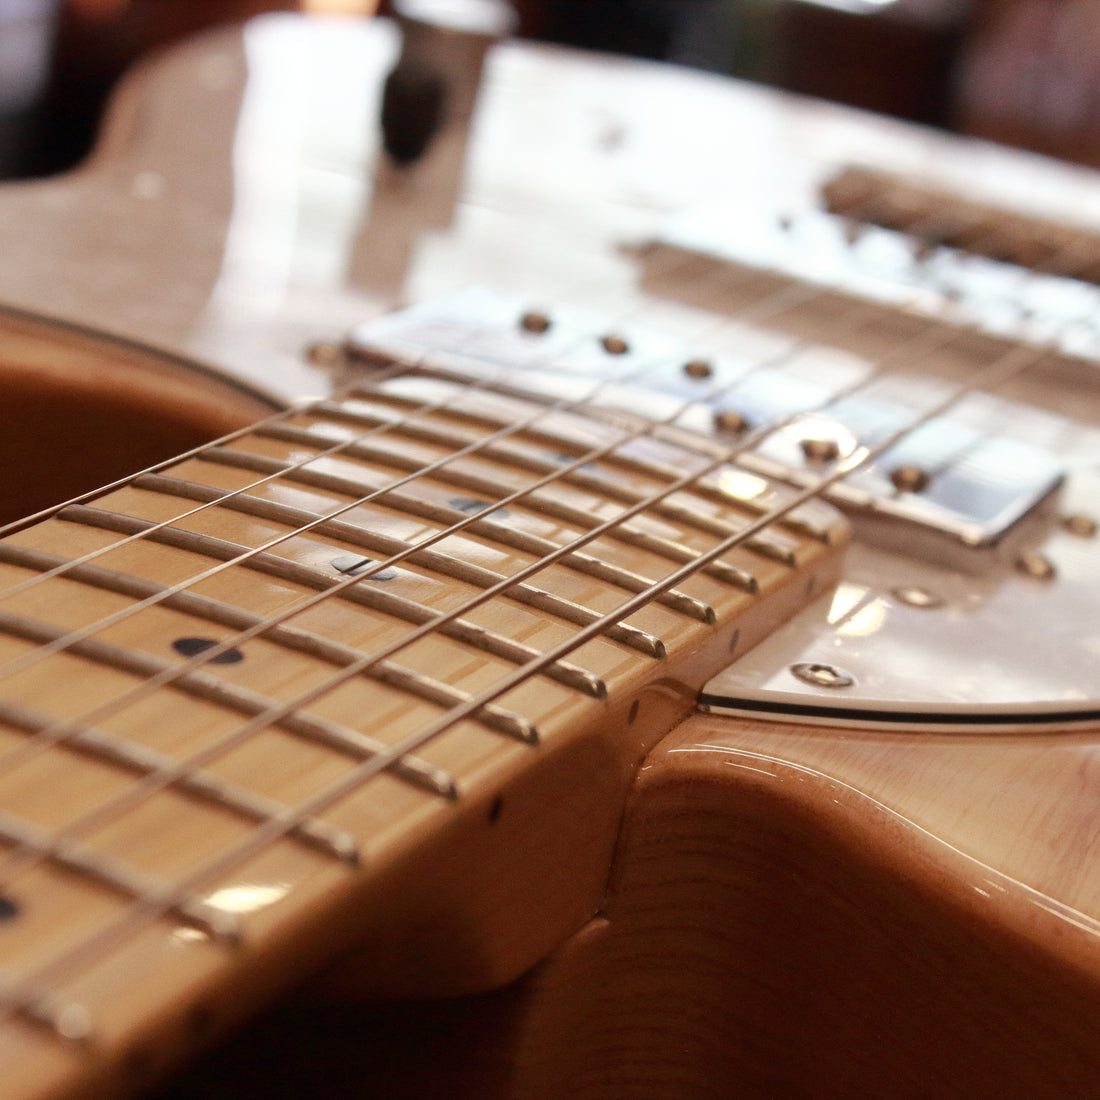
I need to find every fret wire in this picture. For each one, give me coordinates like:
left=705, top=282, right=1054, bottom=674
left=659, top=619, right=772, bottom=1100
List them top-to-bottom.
left=0, top=237, right=716, bottom=618
left=0, top=256, right=1076, bottom=1034
left=0, top=258, right=1043, bottom=799
left=1, top=316, right=1041, bottom=1011
left=297, top=404, right=829, bottom=544
left=251, top=419, right=798, bottom=567
left=196, top=446, right=716, bottom=623
left=97, top=486, right=665, bottom=657
left=2, top=515, right=606, bottom=699
left=0, top=543, right=535, bottom=745
left=0, top=607, right=458, bottom=799
left=0, top=697, right=358, bottom=863
left=0, top=809, right=239, bottom=944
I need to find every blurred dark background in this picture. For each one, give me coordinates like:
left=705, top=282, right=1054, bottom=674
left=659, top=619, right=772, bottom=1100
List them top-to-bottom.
left=1, top=0, right=1099, bottom=180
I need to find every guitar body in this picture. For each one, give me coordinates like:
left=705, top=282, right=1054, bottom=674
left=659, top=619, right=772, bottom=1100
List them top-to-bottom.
left=2, top=14, right=1100, bottom=1100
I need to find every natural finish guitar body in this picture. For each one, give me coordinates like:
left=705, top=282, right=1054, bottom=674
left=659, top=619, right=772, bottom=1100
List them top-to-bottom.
left=0, top=13, right=1099, bottom=1100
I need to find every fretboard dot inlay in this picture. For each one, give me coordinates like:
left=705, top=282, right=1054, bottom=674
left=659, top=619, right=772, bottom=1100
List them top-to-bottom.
left=449, top=498, right=510, bottom=520
left=331, top=555, right=398, bottom=581
left=172, top=637, right=245, bottom=665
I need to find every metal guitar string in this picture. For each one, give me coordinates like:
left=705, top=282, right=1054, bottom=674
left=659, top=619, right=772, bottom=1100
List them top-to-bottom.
left=0, top=204, right=1069, bottom=990
left=0, top=208, right=1080, bottom=1031
left=0, top=233, right=902, bottom=722
left=0, top=239, right=994, bottom=811
left=0, top=242, right=706, bottom=602
left=0, top=243, right=792, bottom=708
left=0, top=251, right=895, bottom=896
left=0, top=273, right=1063, bottom=1035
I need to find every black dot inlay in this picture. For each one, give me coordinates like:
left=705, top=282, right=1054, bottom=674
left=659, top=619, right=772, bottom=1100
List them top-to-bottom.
left=450, top=498, right=510, bottom=520
left=331, top=555, right=398, bottom=581
left=172, top=637, right=244, bottom=665
left=0, top=895, right=18, bottom=920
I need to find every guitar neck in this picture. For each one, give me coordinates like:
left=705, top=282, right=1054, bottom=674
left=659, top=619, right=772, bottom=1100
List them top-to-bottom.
left=0, top=349, right=843, bottom=1097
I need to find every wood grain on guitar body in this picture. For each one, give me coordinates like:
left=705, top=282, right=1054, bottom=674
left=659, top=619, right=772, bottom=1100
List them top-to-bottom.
left=0, top=12, right=1099, bottom=1100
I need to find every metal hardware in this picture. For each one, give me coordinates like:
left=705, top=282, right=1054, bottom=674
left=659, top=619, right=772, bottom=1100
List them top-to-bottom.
left=520, top=311, right=551, bottom=334
left=683, top=358, right=713, bottom=380
left=713, top=409, right=750, bottom=436
left=800, top=437, right=841, bottom=465
left=890, top=465, right=931, bottom=494
left=1063, top=514, right=1098, bottom=538
left=1016, top=550, right=1057, bottom=581
left=891, top=585, right=944, bottom=609
left=790, top=662, right=855, bottom=689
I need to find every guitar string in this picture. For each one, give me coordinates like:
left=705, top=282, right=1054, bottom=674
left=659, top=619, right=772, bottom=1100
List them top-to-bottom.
left=0, top=212, right=1078, bottom=1021
left=0, top=214, right=1064, bottom=871
left=0, top=222, right=934, bottom=709
left=0, top=233, right=1002, bottom=795
left=0, top=240, right=800, bottom=692
left=0, top=242, right=706, bottom=600
left=0, top=245, right=834, bottom=798
left=0, top=248, right=910, bottom=858
left=0, top=281, right=1066, bottom=1024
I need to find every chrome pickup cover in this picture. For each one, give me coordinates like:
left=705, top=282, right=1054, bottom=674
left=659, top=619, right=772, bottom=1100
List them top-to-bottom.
left=347, top=286, right=1067, bottom=571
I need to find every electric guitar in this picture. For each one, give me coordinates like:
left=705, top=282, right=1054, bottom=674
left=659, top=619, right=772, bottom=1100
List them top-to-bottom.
left=1, top=14, right=1100, bottom=1099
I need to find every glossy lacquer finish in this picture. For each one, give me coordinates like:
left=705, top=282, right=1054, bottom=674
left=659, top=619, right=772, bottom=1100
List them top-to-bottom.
left=0, top=12, right=1098, bottom=1100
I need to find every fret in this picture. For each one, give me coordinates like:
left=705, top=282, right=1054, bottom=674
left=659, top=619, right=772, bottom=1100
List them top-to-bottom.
left=336, top=370, right=811, bottom=553
left=313, top=394, right=837, bottom=545
left=260, top=417, right=800, bottom=570
left=206, top=435, right=762, bottom=593
left=196, top=447, right=717, bottom=625
left=108, top=481, right=668, bottom=659
left=28, top=507, right=607, bottom=699
left=0, top=544, right=536, bottom=746
left=0, top=600, right=457, bottom=800
left=0, top=698, right=358, bottom=863
left=0, top=808, right=239, bottom=944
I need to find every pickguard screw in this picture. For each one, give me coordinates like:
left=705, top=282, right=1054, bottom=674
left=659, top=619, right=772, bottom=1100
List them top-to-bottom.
left=520, top=311, right=551, bottom=334
left=601, top=334, right=630, bottom=356
left=683, top=358, right=713, bottom=380
left=714, top=409, right=750, bottom=436
left=890, top=465, right=930, bottom=494
left=1062, top=514, right=1098, bottom=538
left=1015, top=551, right=1056, bottom=581
left=891, top=585, right=944, bottom=609
left=790, top=662, right=855, bottom=689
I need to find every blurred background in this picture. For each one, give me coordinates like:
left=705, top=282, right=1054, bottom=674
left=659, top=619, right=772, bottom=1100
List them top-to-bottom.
left=0, top=0, right=1098, bottom=179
